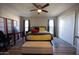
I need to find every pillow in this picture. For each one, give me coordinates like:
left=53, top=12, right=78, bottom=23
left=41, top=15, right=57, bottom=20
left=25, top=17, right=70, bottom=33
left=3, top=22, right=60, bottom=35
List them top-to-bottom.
left=31, top=27, right=39, bottom=33
left=35, top=27, right=39, bottom=30
left=39, top=27, right=46, bottom=32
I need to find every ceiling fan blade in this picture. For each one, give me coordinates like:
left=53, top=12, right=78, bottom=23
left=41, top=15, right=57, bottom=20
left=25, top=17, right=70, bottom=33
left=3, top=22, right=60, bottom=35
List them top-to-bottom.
left=32, top=3, right=39, bottom=8
left=42, top=3, right=49, bottom=9
left=38, top=5, right=42, bottom=9
left=30, top=9, right=37, bottom=11
left=42, top=10, right=48, bottom=13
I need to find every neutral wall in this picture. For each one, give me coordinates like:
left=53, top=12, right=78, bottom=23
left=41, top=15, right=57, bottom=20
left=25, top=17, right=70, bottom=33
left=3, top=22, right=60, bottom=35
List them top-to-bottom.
left=58, top=6, right=76, bottom=45
left=75, top=7, right=79, bottom=36
left=77, top=9, right=79, bottom=36
left=20, top=16, right=27, bottom=32
left=20, top=16, right=58, bottom=36
left=19, top=17, right=48, bottom=33
left=20, top=17, right=49, bottom=31
left=29, top=17, right=49, bottom=29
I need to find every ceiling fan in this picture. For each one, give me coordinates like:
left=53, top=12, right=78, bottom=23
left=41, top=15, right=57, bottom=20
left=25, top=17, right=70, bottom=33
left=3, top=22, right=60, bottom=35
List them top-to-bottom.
left=30, top=3, right=49, bottom=14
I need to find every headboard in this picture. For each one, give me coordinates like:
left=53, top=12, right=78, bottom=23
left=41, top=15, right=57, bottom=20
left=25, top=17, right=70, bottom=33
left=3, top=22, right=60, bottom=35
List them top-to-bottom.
left=31, top=26, right=46, bottom=32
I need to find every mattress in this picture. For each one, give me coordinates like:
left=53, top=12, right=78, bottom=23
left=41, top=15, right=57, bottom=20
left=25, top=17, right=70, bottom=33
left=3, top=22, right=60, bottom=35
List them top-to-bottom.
left=26, top=31, right=53, bottom=41
left=21, top=41, right=53, bottom=54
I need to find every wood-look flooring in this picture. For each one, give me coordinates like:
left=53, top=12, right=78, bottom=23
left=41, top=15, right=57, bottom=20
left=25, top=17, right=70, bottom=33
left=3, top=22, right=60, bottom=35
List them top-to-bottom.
left=0, top=37, right=76, bottom=55
left=52, top=37, right=76, bottom=55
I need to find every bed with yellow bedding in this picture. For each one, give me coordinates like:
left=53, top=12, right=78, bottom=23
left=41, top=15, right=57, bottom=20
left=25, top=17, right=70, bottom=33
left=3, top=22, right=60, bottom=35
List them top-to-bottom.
left=22, top=26, right=53, bottom=54
left=26, top=31, right=53, bottom=41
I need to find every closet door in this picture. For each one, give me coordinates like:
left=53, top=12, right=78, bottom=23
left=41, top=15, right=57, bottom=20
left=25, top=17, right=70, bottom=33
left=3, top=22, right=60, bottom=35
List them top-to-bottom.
left=0, top=17, right=5, bottom=33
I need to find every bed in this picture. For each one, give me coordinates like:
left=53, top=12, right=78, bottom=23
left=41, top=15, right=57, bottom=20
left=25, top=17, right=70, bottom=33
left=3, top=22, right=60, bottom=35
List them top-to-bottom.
left=22, top=26, right=53, bottom=55
left=25, top=26, right=53, bottom=41
left=22, top=41, right=53, bottom=54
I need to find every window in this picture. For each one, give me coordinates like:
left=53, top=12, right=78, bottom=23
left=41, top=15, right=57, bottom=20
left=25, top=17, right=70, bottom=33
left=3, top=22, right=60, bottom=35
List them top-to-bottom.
left=0, top=18, right=5, bottom=33
left=7, top=19, right=12, bottom=33
left=49, top=19, right=54, bottom=34
left=13, top=20, right=18, bottom=32
left=25, top=20, right=29, bottom=32
left=14, top=21, right=17, bottom=27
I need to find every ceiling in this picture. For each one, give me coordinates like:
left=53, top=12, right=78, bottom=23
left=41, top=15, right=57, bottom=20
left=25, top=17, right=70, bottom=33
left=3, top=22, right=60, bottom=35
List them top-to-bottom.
left=0, top=3, right=76, bottom=18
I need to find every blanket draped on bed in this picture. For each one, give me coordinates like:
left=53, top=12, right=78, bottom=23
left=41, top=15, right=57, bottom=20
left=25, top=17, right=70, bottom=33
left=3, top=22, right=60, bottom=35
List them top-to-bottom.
left=26, top=31, right=53, bottom=41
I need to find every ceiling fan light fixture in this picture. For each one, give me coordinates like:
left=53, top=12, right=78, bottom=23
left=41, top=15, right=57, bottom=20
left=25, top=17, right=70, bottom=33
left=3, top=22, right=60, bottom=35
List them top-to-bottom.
left=31, top=3, right=49, bottom=14
left=37, top=9, right=42, bottom=13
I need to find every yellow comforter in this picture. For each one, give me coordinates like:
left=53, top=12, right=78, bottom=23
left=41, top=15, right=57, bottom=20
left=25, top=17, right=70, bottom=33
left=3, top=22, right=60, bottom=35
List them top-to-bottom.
left=26, top=31, right=53, bottom=41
